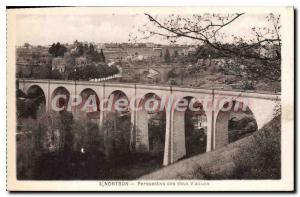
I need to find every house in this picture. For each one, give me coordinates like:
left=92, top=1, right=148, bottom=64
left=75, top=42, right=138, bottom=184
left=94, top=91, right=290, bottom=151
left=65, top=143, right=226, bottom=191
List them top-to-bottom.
left=52, top=57, right=66, bottom=73
left=75, top=57, right=88, bottom=67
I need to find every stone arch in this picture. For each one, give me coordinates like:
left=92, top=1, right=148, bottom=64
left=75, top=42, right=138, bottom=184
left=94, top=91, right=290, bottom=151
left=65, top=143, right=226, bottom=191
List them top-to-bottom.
left=26, top=85, right=47, bottom=112
left=51, top=86, right=71, bottom=112
left=77, top=88, right=100, bottom=121
left=106, top=90, right=130, bottom=114
left=135, top=92, right=166, bottom=164
left=172, top=96, right=208, bottom=162
left=214, top=100, right=258, bottom=149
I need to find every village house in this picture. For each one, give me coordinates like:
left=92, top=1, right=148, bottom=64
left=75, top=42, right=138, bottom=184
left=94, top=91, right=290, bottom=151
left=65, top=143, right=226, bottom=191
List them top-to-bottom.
left=52, top=57, right=66, bottom=73
left=75, top=57, right=88, bottom=67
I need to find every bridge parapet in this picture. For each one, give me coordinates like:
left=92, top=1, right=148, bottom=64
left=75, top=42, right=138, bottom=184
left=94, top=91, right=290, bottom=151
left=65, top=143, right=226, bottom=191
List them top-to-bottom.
left=17, top=78, right=281, bottom=100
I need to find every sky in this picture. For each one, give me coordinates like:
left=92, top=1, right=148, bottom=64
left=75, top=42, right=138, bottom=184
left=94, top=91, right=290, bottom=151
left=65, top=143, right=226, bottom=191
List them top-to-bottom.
left=15, top=13, right=275, bottom=46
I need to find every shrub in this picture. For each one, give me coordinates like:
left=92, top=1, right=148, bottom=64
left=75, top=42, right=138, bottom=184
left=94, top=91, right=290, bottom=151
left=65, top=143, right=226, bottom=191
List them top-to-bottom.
left=101, top=113, right=131, bottom=163
left=232, top=115, right=281, bottom=179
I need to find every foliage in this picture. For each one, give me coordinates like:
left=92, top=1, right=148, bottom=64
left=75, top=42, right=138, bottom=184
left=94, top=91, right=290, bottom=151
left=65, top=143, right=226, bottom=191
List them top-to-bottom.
left=73, top=41, right=105, bottom=63
left=24, top=42, right=30, bottom=48
left=48, top=42, right=67, bottom=57
left=98, top=49, right=106, bottom=63
left=164, top=49, right=171, bottom=63
left=173, top=50, right=179, bottom=58
left=63, top=52, right=76, bottom=73
left=68, top=64, right=119, bottom=80
left=28, top=65, right=64, bottom=80
left=34, top=65, right=52, bottom=79
left=167, top=68, right=178, bottom=79
left=49, top=69, right=64, bottom=79
left=242, top=80, right=256, bottom=90
left=17, top=86, right=47, bottom=120
left=17, top=98, right=38, bottom=119
left=273, top=100, right=281, bottom=117
left=17, top=110, right=106, bottom=179
left=101, top=112, right=131, bottom=162
left=232, top=115, right=281, bottom=179
left=228, top=116, right=257, bottom=143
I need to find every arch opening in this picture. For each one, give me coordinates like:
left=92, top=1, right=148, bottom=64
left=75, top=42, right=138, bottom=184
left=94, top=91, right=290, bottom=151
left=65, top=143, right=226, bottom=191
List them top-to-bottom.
left=23, top=85, right=47, bottom=119
left=27, top=85, right=46, bottom=111
left=51, top=86, right=70, bottom=112
left=78, top=88, right=100, bottom=121
left=103, top=90, right=131, bottom=160
left=107, top=90, right=130, bottom=116
left=137, top=93, right=166, bottom=164
left=173, top=96, right=207, bottom=160
left=184, top=97, right=207, bottom=157
left=215, top=100, right=258, bottom=149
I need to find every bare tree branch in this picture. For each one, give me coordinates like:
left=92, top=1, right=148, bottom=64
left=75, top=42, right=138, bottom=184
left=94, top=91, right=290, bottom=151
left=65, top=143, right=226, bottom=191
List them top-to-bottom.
left=139, top=13, right=281, bottom=83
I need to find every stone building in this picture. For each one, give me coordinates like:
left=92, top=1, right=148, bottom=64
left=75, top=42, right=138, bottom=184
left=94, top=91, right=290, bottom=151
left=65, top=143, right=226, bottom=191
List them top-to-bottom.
left=52, top=57, right=66, bottom=73
left=75, top=57, right=88, bottom=67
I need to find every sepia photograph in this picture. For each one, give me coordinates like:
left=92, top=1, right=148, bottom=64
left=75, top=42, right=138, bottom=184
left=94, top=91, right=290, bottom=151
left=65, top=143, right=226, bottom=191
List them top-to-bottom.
left=6, top=6, right=294, bottom=191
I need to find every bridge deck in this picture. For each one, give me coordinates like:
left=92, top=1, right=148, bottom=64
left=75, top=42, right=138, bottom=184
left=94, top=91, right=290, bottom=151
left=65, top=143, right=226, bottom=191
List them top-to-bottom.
left=17, top=78, right=281, bottom=100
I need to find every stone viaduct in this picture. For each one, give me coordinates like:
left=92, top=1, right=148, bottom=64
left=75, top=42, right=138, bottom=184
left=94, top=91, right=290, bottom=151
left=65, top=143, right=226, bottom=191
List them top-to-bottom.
left=123, top=65, right=182, bottom=83
left=17, top=79, right=280, bottom=166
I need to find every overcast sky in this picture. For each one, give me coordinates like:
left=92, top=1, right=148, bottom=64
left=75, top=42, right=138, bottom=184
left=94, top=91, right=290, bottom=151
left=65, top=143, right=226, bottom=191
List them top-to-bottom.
left=15, top=13, right=274, bottom=46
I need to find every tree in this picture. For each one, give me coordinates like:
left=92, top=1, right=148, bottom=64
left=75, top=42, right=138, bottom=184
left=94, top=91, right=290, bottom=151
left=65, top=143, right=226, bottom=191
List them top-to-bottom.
left=140, top=13, right=281, bottom=84
left=48, top=42, right=67, bottom=57
left=24, top=43, right=30, bottom=49
left=48, top=43, right=56, bottom=56
left=77, top=43, right=84, bottom=56
left=84, top=43, right=89, bottom=53
left=57, top=44, right=67, bottom=57
left=89, top=44, right=95, bottom=54
left=99, top=49, right=106, bottom=63
left=164, top=49, right=171, bottom=63
left=160, top=50, right=163, bottom=58
left=173, top=50, right=179, bottom=58
left=64, top=52, right=76, bottom=73
left=67, top=64, right=119, bottom=80
left=34, top=65, right=52, bottom=79
left=109, top=65, right=120, bottom=75
left=167, top=68, right=178, bottom=79
left=50, top=69, right=63, bottom=79
left=17, top=98, right=37, bottom=119
left=101, top=112, right=131, bottom=161
left=71, top=117, right=103, bottom=155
